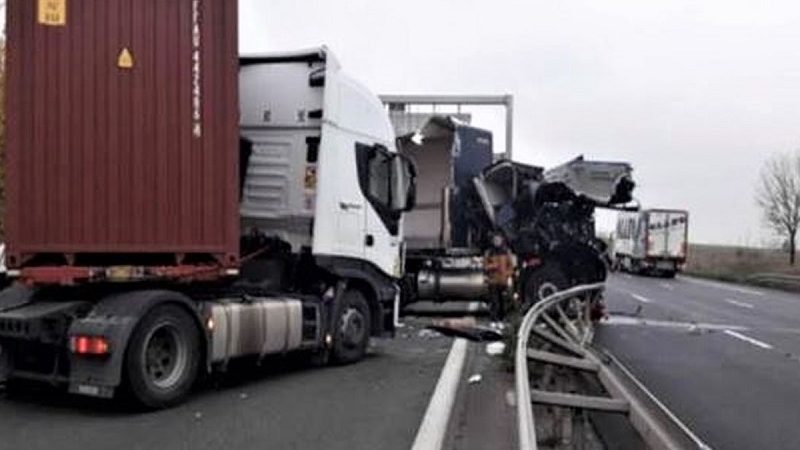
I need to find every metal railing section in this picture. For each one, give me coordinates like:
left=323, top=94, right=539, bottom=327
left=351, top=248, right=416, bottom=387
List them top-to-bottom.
left=515, top=283, right=711, bottom=450
left=516, top=283, right=605, bottom=450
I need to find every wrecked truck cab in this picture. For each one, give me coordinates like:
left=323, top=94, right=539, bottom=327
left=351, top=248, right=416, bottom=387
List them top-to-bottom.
left=395, top=113, right=636, bottom=317
left=543, top=156, right=635, bottom=206
left=471, top=158, right=631, bottom=307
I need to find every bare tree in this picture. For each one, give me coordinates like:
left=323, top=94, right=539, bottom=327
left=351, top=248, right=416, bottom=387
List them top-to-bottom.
left=757, top=152, right=800, bottom=265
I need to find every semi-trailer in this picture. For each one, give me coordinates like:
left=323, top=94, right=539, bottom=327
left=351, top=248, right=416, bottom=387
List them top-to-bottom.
left=0, top=0, right=415, bottom=408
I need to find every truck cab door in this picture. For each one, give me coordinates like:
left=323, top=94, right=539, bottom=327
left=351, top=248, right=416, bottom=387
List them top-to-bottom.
left=311, top=128, right=366, bottom=261
left=355, top=143, right=399, bottom=277
left=355, top=144, right=415, bottom=278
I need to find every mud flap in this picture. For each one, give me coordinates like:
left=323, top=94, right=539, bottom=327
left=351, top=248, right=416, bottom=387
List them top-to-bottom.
left=67, top=315, right=138, bottom=398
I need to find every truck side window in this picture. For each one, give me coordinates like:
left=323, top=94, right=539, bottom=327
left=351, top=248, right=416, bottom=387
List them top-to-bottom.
left=355, top=142, right=400, bottom=235
left=368, top=149, right=391, bottom=204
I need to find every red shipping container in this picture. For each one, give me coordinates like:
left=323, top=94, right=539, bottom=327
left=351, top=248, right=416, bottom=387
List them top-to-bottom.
left=4, top=0, right=240, bottom=273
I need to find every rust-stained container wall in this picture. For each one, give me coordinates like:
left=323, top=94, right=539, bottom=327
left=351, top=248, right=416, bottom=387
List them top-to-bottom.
left=5, top=0, right=240, bottom=269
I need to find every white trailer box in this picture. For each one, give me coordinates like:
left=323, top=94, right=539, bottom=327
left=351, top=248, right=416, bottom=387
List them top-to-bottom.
left=613, top=209, right=688, bottom=277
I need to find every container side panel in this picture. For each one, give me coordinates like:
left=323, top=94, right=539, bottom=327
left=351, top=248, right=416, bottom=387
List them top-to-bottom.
left=5, top=0, right=239, bottom=268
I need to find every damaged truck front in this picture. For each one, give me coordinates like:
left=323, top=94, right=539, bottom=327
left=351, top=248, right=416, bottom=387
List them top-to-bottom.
left=399, top=116, right=635, bottom=317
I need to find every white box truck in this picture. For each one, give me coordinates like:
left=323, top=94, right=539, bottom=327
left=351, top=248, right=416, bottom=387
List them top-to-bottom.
left=613, top=209, right=689, bottom=277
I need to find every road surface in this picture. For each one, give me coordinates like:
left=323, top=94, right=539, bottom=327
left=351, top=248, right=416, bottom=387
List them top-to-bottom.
left=10, top=272, right=790, bottom=450
left=598, top=273, right=800, bottom=450
left=0, top=305, right=513, bottom=450
left=0, top=318, right=457, bottom=450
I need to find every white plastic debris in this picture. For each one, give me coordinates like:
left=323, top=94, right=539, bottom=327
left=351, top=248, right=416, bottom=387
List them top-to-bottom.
left=489, top=321, right=507, bottom=331
left=417, top=329, right=441, bottom=339
left=486, top=342, right=506, bottom=356
left=468, top=374, right=483, bottom=384
left=505, top=390, right=517, bottom=407
left=239, top=392, right=248, bottom=400
left=194, top=412, right=203, bottom=420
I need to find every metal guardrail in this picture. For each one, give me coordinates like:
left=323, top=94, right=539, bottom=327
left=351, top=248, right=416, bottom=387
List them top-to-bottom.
left=515, top=283, right=712, bottom=450
left=516, top=283, right=605, bottom=449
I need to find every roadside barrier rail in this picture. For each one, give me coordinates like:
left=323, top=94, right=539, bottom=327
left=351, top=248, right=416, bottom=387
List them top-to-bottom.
left=515, top=283, right=711, bottom=450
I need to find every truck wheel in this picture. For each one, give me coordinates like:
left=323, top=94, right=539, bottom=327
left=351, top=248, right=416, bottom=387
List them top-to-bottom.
left=521, top=264, right=568, bottom=310
left=331, top=289, right=371, bottom=364
left=124, top=304, right=201, bottom=409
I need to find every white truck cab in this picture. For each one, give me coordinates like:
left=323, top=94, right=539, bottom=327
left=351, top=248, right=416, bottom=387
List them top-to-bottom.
left=239, top=47, right=414, bottom=279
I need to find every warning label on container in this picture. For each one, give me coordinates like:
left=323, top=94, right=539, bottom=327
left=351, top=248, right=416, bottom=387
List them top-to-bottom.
left=38, top=0, right=67, bottom=26
left=117, top=48, right=134, bottom=69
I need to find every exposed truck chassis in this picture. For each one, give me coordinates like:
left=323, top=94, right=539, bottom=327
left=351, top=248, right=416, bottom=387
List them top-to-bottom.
left=0, top=260, right=396, bottom=407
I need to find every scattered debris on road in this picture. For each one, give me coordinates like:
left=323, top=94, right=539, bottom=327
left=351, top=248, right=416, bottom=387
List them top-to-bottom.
left=426, top=317, right=505, bottom=342
left=417, top=329, right=442, bottom=339
left=486, top=342, right=506, bottom=356
left=468, top=374, right=483, bottom=385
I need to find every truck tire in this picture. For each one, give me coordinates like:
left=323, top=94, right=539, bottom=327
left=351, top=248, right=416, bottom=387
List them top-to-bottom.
left=521, top=264, right=568, bottom=310
left=331, top=289, right=371, bottom=364
left=124, top=304, right=201, bottom=409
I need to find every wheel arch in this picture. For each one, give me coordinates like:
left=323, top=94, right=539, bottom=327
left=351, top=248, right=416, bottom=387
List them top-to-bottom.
left=315, top=256, right=398, bottom=337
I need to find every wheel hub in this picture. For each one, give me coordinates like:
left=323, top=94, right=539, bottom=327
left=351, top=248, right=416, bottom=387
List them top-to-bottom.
left=339, top=307, right=365, bottom=349
left=143, top=324, right=187, bottom=390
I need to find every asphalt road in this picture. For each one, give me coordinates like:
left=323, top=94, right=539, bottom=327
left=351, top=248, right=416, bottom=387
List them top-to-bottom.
left=13, top=272, right=788, bottom=450
left=597, top=273, right=800, bottom=450
left=0, top=318, right=454, bottom=450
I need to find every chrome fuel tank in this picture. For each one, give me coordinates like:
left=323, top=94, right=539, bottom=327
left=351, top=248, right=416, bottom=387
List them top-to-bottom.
left=209, top=299, right=303, bottom=363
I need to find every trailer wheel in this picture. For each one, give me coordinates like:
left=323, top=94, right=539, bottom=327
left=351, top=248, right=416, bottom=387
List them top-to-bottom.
left=521, top=264, right=568, bottom=310
left=331, top=289, right=371, bottom=364
left=124, top=304, right=201, bottom=409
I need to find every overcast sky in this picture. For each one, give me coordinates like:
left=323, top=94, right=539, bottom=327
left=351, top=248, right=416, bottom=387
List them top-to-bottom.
left=242, top=1, right=799, bottom=246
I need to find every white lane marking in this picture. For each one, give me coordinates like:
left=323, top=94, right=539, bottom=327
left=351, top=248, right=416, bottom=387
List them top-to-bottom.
left=680, top=276, right=764, bottom=297
left=659, top=282, right=674, bottom=291
left=629, top=293, right=652, bottom=304
left=725, top=298, right=754, bottom=309
left=604, top=315, right=748, bottom=332
left=723, top=330, right=773, bottom=350
left=411, top=338, right=468, bottom=450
